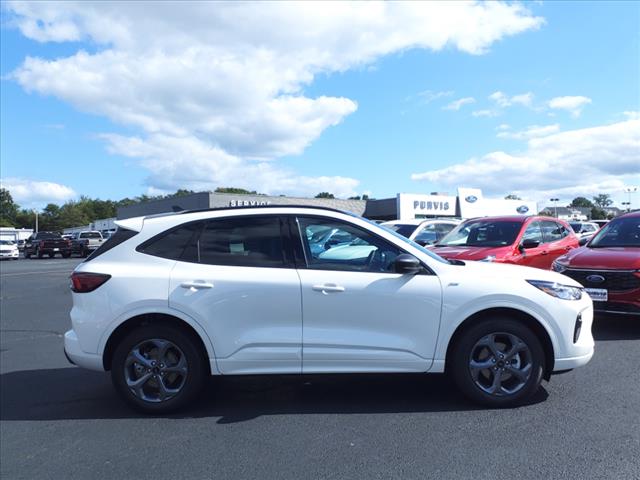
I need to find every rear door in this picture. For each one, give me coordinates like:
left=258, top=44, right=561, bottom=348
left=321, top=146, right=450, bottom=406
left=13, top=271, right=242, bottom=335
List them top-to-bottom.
left=164, top=215, right=303, bottom=374
left=294, top=215, right=442, bottom=373
left=542, top=220, right=575, bottom=266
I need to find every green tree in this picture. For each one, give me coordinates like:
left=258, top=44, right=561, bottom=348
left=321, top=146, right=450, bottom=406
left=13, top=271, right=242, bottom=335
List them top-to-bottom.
left=215, top=187, right=258, bottom=195
left=0, top=188, right=18, bottom=226
left=315, top=192, right=335, bottom=199
left=504, top=194, right=522, bottom=200
left=592, top=194, right=613, bottom=209
left=568, top=196, right=594, bottom=208
left=590, top=206, right=607, bottom=220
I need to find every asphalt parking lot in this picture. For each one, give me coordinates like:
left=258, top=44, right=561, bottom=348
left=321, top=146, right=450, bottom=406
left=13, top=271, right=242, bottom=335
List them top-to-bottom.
left=1, top=258, right=639, bottom=480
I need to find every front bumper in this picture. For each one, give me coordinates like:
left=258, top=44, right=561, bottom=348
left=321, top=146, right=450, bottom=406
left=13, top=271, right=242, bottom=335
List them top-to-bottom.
left=0, top=251, right=19, bottom=258
left=64, top=330, right=104, bottom=371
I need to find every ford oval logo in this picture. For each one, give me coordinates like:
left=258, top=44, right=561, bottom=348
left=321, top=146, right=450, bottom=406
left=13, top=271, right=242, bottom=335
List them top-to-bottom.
left=465, top=195, right=478, bottom=203
left=516, top=205, right=529, bottom=214
left=586, top=275, right=605, bottom=284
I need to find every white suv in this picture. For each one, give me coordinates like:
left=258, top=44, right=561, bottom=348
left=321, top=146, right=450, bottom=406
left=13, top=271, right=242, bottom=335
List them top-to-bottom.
left=65, top=206, right=594, bottom=413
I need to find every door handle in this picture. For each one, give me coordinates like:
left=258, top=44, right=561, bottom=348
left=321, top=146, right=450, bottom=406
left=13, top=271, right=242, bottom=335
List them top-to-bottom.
left=541, top=251, right=548, bottom=255
left=180, top=281, right=214, bottom=289
left=312, top=284, right=345, bottom=293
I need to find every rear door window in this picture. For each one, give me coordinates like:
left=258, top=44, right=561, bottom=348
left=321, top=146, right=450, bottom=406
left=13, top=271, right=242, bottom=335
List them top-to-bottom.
left=182, top=216, right=288, bottom=268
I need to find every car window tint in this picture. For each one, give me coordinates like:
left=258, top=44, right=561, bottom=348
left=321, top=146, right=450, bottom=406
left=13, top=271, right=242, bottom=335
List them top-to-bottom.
left=194, top=216, right=286, bottom=268
left=297, top=216, right=401, bottom=273
left=139, top=221, right=204, bottom=261
left=522, top=221, right=543, bottom=244
left=542, top=221, right=566, bottom=243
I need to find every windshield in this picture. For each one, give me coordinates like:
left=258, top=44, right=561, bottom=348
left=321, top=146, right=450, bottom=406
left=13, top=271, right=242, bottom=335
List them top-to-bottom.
left=588, top=216, right=640, bottom=248
left=437, top=220, right=523, bottom=247
left=383, top=223, right=419, bottom=238
left=569, top=223, right=582, bottom=233
left=37, top=232, right=61, bottom=239
left=80, top=232, right=102, bottom=239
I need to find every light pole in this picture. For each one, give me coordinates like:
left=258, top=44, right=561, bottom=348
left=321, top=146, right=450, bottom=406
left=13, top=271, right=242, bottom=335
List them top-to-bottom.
left=624, top=186, right=638, bottom=212
left=550, top=198, right=559, bottom=218
left=33, top=209, right=38, bottom=233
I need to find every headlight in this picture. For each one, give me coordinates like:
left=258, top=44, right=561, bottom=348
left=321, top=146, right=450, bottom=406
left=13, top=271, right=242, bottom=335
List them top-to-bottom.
left=480, top=255, right=496, bottom=262
left=552, top=260, right=568, bottom=273
left=527, top=280, right=582, bottom=300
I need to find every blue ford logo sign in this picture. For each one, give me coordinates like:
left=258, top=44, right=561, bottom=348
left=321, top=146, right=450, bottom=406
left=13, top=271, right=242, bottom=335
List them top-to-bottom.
left=465, top=195, right=477, bottom=203
left=516, top=205, right=529, bottom=214
left=586, top=275, right=605, bottom=284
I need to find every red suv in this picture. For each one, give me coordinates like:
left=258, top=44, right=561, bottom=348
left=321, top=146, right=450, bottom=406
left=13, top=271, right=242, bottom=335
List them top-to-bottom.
left=552, top=211, right=640, bottom=316
left=429, top=215, right=579, bottom=269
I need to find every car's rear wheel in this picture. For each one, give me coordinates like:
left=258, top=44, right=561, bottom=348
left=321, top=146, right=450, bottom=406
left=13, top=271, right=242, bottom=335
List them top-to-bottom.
left=36, top=248, right=43, bottom=259
left=24, top=251, right=31, bottom=259
left=48, top=252, right=55, bottom=258
left=450, top=317, right=545, bottom=407
left=111, top=324, right=207, bottom=414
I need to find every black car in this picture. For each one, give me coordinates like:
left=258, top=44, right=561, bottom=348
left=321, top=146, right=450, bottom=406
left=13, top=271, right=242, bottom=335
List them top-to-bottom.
left=24, top=232, right=72, bottom=259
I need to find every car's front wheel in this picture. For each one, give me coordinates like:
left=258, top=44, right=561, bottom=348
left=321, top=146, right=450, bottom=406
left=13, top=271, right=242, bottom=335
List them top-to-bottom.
left=450, top=317, right=545, bottom=407
left=111, top=324, right=207, bottom=414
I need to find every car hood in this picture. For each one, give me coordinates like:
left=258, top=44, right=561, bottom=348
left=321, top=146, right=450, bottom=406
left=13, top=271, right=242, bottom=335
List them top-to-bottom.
left=429, top=245, right=512, bottom=261
left=558, top=246, right=640, bottom=270
left=451, top=258, right=583, bottom=288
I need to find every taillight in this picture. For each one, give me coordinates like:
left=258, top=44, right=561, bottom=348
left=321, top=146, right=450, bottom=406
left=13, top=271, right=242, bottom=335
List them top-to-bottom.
left=70, top=272, right=111, bottom=293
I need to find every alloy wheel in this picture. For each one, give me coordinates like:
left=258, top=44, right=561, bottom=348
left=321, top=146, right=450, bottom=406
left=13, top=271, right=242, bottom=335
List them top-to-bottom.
left=468, top=332, right=533, bottom=397
left=124, top=338, right=188, bottom=403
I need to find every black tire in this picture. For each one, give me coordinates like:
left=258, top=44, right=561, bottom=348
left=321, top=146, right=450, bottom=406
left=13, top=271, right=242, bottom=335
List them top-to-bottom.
left=36, top=248, right=44, bottom=259
left=82, top=248, right=89, bottom=258
left=25, top=251, right=31, bottom=259
left=48, top=252, right=55, bottom=258
left=62, top=252, right=71, bottom=258
left=450, top=317, right=545, bottom=408
left=111, top=324, right=207, bottom=414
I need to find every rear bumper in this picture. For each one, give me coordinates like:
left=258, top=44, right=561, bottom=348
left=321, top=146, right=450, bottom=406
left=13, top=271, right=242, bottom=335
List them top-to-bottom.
left=64, top=330, right=104, bottom=371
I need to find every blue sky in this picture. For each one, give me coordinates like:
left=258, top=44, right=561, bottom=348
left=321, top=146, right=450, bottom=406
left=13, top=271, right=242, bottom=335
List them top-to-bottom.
left=1, top=1, right=639, bottom=209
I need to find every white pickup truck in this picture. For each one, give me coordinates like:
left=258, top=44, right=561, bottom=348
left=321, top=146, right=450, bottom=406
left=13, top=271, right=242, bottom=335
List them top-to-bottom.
left=71, top=231, right=105, bottom=257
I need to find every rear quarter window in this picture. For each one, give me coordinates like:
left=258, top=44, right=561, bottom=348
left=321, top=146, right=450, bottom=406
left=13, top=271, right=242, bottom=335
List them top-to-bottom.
left=85, top=228, right=138, bottom=262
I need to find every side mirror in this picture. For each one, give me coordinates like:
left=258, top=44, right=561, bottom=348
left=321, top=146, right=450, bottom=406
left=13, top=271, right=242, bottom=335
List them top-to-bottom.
left=579, top=237, right=589, bottom=246
left=415, top=239, right=429, bottom=247
left=520, top=239, right=540, bottom=250
left=394, top=254, right=422, bottom=274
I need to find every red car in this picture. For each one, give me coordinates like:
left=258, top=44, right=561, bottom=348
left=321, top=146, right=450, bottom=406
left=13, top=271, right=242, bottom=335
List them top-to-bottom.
left=552, top=211, right=640, bottom=316
left=429, top=215, right=579, bottom=269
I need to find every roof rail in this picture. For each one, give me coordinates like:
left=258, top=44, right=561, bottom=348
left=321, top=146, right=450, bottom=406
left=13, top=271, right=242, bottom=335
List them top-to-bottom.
left=175, top=204, right=351, bottom=216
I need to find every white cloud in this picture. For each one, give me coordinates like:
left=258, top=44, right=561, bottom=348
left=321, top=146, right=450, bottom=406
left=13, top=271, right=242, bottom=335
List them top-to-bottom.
left=6, top=1, right=544, bottom=196
left=418, top=90, right=454, bottom=104
left=488, top=90, right=534, bottom=108
left=548, top=96, right=592, bottom=117
left=443, top=97, right=476, bottom=111
left=472, top=109, right=500, bottom=118
left=623, top=110, right=639, bottom=120
left=411, top=118, right=640, bottom=203
left=496, top=123, right=511, bottom=131
left=497, top=123, right=560, bottom=140
left=100, top=133, right=360, bottom=198
left=0, top=178, right=76, bottom=206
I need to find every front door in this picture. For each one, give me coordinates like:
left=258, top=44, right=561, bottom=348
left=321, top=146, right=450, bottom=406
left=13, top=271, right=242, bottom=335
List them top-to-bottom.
left=167, top=215, right=302, bottom=374
left=294, top=216, right=442, bottom=373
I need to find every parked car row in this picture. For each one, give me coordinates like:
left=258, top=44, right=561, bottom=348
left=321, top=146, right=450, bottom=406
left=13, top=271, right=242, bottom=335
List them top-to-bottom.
left=382, top=212, right=638, bottom=317
left=21, top=230, right=105, bottom=259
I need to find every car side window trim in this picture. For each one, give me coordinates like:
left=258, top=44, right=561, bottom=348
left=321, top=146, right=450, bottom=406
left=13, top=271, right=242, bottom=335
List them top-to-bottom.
left=137, top=214, right=296, bottom=269
left=292, top=214, right=434, bottom=275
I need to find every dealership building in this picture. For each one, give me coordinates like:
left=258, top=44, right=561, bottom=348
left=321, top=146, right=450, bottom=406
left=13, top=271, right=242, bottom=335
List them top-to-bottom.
left=116, top=188, right=538, bottom=221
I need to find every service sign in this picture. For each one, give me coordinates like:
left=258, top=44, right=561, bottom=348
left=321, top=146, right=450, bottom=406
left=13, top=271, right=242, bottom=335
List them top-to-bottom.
left=397, top=193, right=457, bottom=219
